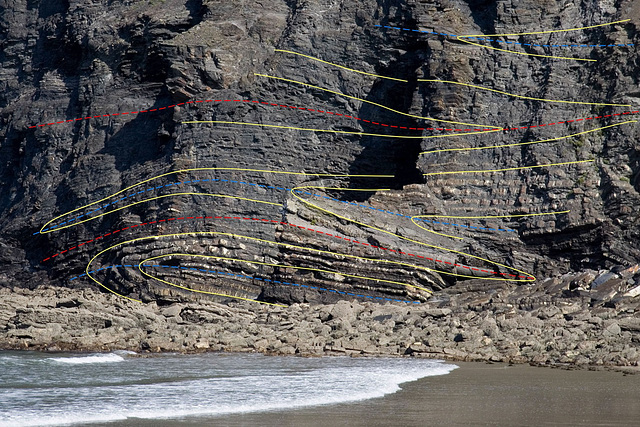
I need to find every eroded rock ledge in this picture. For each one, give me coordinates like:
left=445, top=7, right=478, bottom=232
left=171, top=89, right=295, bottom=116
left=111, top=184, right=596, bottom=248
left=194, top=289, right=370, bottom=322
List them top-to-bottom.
left=2, top=268, right=639, bottom=370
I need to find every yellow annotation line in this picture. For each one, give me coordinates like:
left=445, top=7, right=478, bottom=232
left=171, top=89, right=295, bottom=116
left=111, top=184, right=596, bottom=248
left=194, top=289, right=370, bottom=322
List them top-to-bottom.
left=457, top=19, right=630, bottom=62
left=471, top=19, right=630, bottom=37
left=274, top=49, right=627, bottom=106
left=274, top=49, right=408, bottom=83
left=254, top=73, right=500, bottom=131
left=417, top=79, right=630, bottom=107
left=181, top=119, right=499, bottom=140
left=420, top=121, right=636, bottom=155
left=424, top=159, right=594, bottom=176
left=39, top=168, right=392, bottom=235
left=51, top=171, right=535, bottom=305
left=46, top=172, right=444, bottom=304
left=76, top=183, right=534, bottom=307
left=290, top=186, right=536, bottom=282
left=46, top=193, right=281, bottom=234
left=410, top=210, right=570, bottom=240
left=414, top=210, right=570, bottom=220
left=410, top=216, right=463, bottom=241
left=86, top=230, right=444, bottom=305
left=85, top=236, right=286, bottom=306
left=140, top=253, right=431, bottom=295
left=138, top=254, right=291, bottom=307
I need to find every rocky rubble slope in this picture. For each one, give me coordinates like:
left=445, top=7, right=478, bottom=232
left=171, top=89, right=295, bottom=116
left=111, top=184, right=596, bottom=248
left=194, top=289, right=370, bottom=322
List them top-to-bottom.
left=2, top=267, right=639, bottom=369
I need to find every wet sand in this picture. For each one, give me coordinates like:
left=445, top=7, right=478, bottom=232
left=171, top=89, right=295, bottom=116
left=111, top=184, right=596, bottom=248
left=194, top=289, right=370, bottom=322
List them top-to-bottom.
left=105, top=361, right=640, bottom=426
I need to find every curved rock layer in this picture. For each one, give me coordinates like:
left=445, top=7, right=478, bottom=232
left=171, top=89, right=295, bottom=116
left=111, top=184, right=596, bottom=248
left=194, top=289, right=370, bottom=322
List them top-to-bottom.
left=0, top=0, right=639, bottom=306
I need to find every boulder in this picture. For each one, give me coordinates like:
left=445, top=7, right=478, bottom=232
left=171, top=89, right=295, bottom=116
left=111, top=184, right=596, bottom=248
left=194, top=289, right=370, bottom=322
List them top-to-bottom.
left=623, top=284, right=640, bottom=298
left=329, top=300, right=356, bottom=321
left=161, top=304, right=184, bottom=318
left=422, top=308, right=452, bottom=318
left=618, top=318, right=640, bottom=332
left=603, top=322, right=621, bottom=337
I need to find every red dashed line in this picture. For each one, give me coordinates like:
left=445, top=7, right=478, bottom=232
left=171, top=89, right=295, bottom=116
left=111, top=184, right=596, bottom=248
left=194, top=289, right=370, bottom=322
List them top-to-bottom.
left=27, top=99, right=640, bottom=133
left=41, top=216, right=534, bottom=280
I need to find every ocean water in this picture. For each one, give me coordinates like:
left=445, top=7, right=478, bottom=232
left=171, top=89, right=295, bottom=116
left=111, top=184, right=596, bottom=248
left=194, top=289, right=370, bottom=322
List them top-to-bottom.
left=0, top=351, right=456, bottom=426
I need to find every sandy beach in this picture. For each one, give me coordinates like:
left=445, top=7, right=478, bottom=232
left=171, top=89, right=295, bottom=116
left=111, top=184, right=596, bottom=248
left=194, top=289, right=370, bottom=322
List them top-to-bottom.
left=95, top=361, right=640, bottom=426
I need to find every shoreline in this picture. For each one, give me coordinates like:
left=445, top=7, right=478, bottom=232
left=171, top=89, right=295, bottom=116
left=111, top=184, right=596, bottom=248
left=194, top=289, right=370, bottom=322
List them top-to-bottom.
left=1, top=278, right=639, bottom=372
left=2, top=348, right=639, bottom=377
left=4, top=351, right=639, bottom=426
left=202, top=361, right=640, bottom=427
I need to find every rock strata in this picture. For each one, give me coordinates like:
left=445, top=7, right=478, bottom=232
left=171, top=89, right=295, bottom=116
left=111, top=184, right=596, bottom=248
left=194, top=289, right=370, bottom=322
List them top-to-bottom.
left=0, top=0, right=639, bottom=307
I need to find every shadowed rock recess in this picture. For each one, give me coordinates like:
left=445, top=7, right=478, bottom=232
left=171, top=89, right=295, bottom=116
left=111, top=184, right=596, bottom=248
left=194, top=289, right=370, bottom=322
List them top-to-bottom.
left=0, top=0, right=639, bottom=367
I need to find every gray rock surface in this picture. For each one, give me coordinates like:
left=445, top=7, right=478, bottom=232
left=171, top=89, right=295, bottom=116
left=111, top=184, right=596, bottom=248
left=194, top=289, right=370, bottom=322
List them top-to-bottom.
left=0, top=0, right=639, bottom=367
left=0, top=0, right=639, bottom=305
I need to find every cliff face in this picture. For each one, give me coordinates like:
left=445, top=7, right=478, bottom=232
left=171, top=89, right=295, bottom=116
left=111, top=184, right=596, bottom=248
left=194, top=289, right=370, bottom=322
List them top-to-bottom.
left=1, top=0, right=639, bottom=306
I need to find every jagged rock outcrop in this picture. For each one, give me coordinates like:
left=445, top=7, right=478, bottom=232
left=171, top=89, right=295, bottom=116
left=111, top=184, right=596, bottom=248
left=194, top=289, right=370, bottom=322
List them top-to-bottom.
left=0, top=0, right=639, bottom=308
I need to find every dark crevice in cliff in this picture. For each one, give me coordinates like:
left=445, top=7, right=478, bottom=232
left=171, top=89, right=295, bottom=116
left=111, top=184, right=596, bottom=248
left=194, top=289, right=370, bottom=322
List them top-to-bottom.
left=33, top=0, right=69, bottom=20
left=185, top=0, right=206, bottom=26
left=280, top=0, right=303, bottom=44
left=375, top=0, right=417, bottom=27
left=463, top=0, right=498, bottom=35
left=32, top=17, right=82, bottom=83
left=117, top=18, right=169, bottom=82
left=346, top=51, right=427, bottom=200
left=99, top=99, right=175, bottom=173
left=631, top=148, right=640, bottom=193
left=522, top=222, right=639, bottom=273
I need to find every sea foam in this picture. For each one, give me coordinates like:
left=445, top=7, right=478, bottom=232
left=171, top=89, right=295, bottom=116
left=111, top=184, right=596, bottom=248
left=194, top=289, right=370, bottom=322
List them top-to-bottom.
left=1, top=353, right=456, bottom=426
left=49, top=353, right=125, bottom=365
